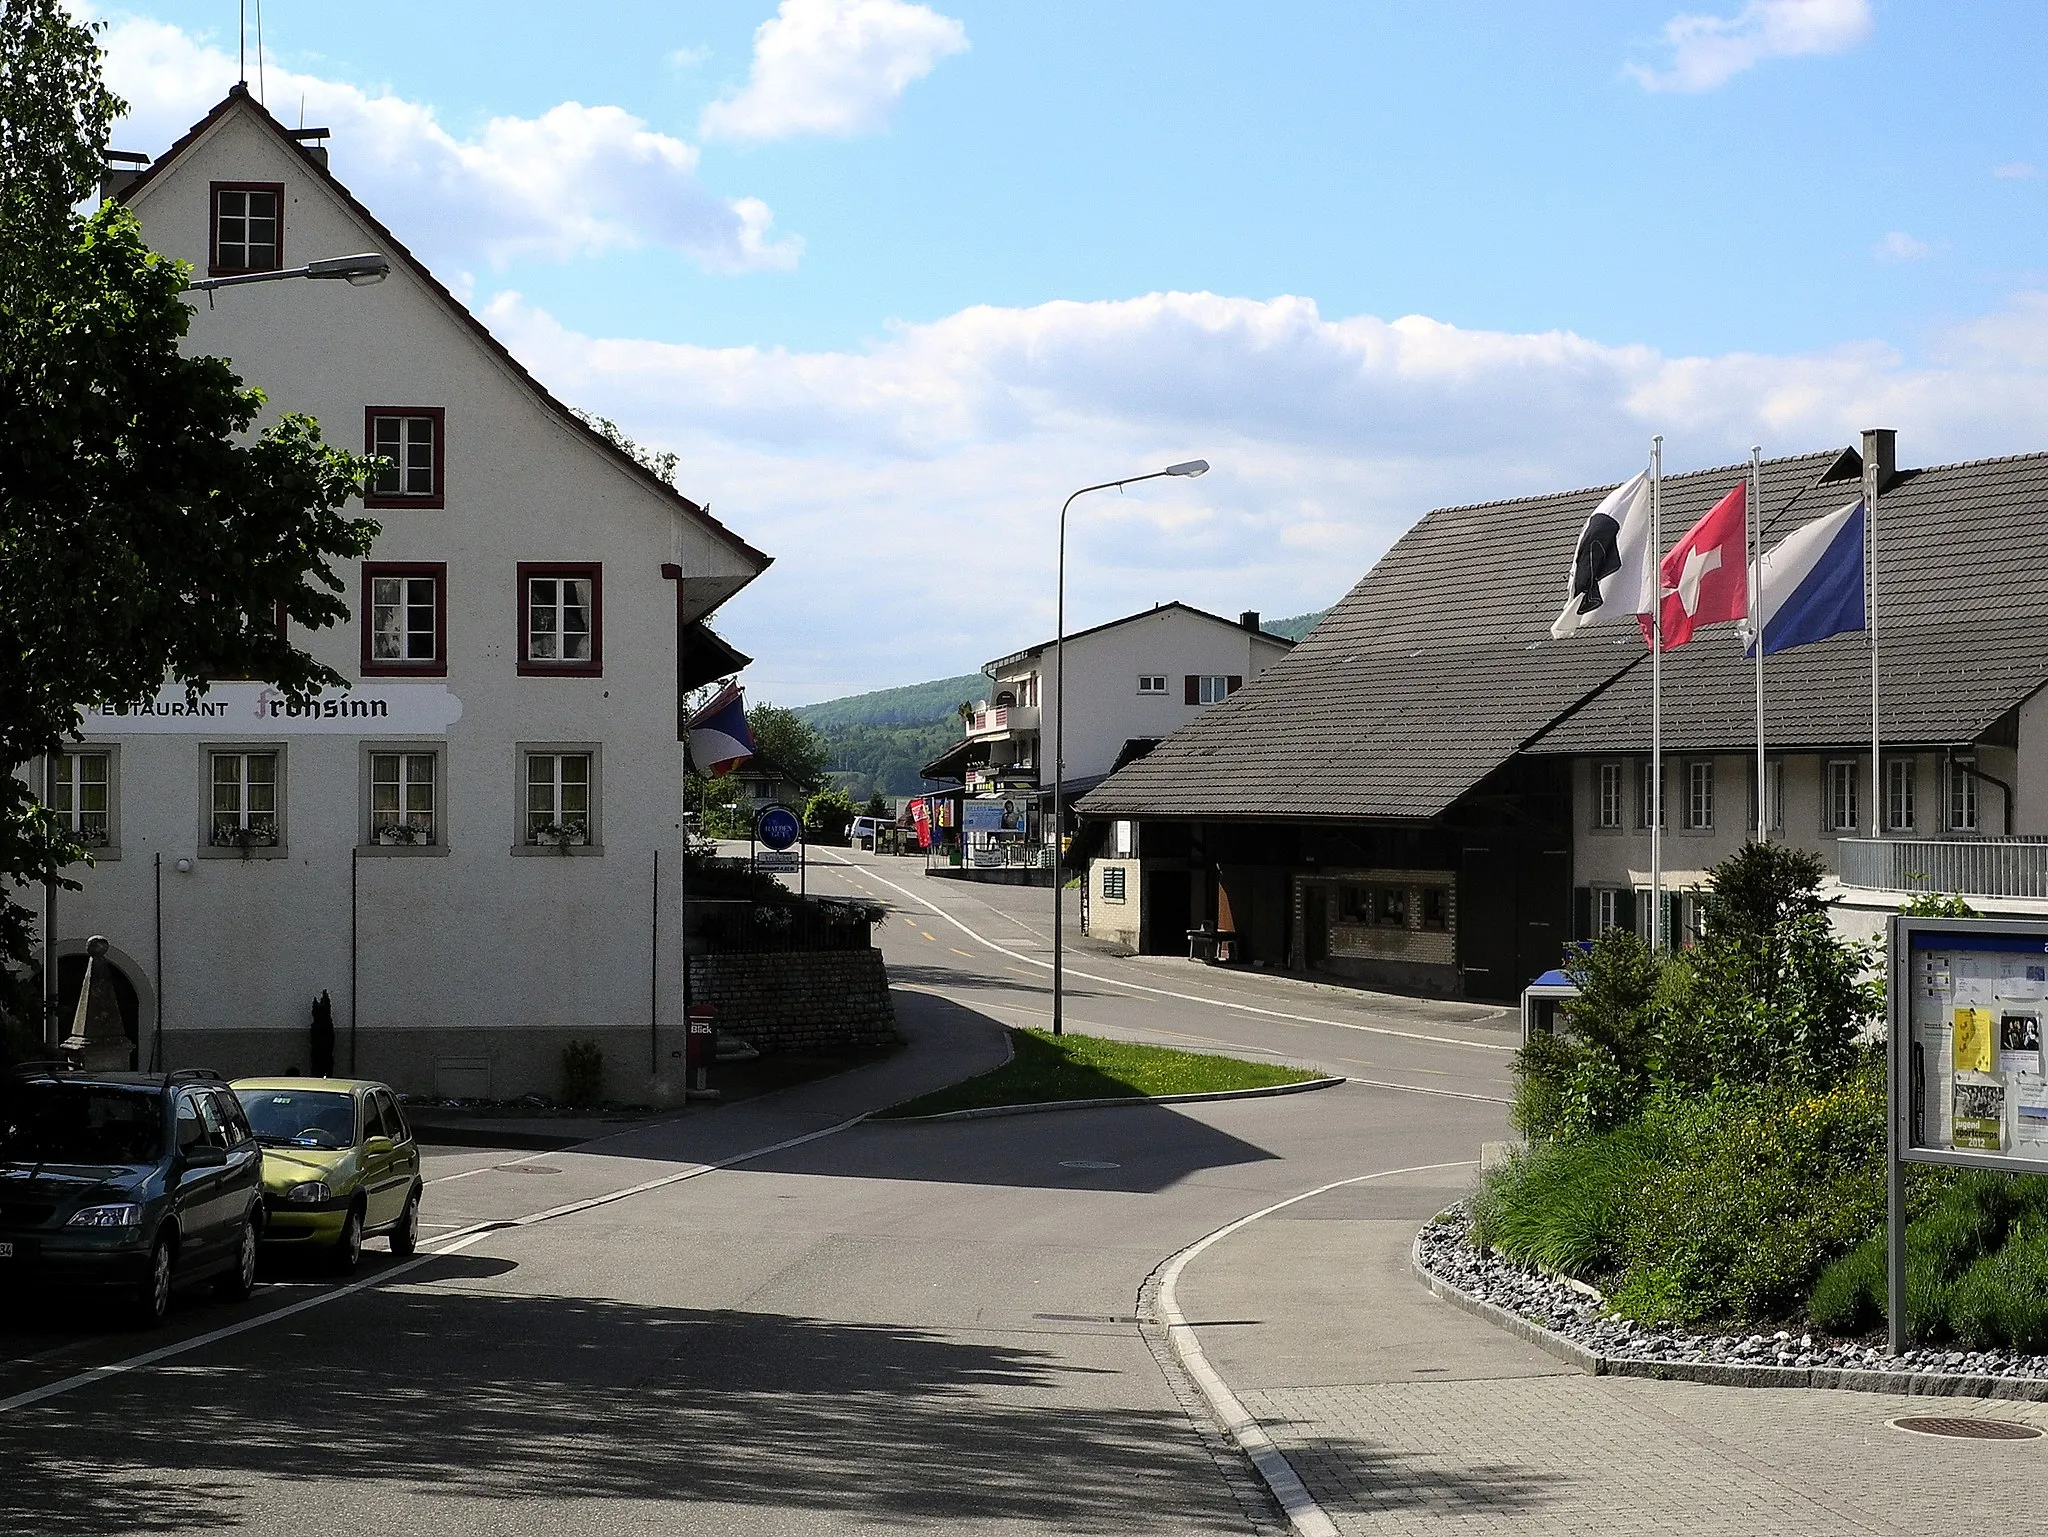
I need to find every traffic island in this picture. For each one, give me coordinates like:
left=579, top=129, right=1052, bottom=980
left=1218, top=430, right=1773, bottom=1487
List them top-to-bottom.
left=873, top=1028, right=1336, bottom=1120
left=1414, top=1204, right=2048, bottom=1402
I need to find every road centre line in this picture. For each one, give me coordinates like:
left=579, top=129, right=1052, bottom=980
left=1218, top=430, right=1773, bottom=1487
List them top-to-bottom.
left=818, top=852, right=1514, bottom=1054
left=0, top=1110, right=873, bottom=1417
left=1153, top=1159, right=1476, bottom=1537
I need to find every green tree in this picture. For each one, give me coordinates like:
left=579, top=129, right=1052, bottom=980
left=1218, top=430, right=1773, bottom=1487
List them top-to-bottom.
left=1, top=3, right=376, bottom=1059
left=747, top=704, right=829, bottom=794
left=804, top=787, right=858, bottom=845
left=864, top=791, right=889, bottom=818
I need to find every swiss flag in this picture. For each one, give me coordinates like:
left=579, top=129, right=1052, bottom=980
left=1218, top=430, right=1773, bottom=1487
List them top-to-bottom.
left=1639, top=482, right=1748, bottom=651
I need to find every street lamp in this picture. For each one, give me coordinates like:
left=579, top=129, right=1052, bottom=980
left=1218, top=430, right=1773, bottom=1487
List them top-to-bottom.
left=185, top=252, right=391, bottom=295
left=1050, top=458, right=1209, bottom=1037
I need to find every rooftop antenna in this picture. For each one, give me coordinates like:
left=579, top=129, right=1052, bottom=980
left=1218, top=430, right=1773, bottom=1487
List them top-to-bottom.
left=255, top=0, right=266, bottom=103
left=238, top=1, right=246, bottom=85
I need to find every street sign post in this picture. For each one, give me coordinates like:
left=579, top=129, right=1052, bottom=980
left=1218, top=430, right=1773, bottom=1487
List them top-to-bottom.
left=754, top=805, right=804, bottom=885
left=1886, top=913, right=2048, bottom=1351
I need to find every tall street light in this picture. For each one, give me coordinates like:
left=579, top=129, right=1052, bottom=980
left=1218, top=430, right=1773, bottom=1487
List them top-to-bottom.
left=185, top=252, right=390, bottom=296
left=1051, top=458, right=1209, bottom=1036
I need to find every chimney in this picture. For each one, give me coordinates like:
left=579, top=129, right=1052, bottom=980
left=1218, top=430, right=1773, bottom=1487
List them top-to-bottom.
left=288, top=127, right=332, bottom=167
left=98, top=150, right=149, bottom=203
left=1861, top=427, right=1898, bottom=494
left=1238, top=610, right=1260, bottom=633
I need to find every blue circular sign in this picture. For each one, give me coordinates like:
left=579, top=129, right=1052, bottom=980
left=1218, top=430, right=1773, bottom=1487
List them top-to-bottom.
left=757, top=806, right=801, bottom=851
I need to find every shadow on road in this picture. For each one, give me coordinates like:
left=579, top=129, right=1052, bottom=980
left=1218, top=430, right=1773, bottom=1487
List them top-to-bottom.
left=2, top=1259, right=1268, bottom=1532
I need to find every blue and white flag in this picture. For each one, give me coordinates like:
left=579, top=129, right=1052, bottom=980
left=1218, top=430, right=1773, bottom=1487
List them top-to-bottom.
left=1746, top=501, right=1864, bottom=657
left=687, top=682, right=756, bottom=777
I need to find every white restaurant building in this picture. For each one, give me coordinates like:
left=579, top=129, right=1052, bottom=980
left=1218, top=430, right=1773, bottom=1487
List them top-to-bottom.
left=31, top=87, right=769, bottom=1102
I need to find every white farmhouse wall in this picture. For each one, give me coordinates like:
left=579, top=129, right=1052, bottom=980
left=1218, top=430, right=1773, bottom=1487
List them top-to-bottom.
left=41, top=98, right=763, bottom=1103
left=998, top=608, right=1288, bottom=785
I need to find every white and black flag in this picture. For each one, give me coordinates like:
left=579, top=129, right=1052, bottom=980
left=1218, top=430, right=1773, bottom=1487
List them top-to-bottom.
left=1550, top=470, right=1654, bottom=640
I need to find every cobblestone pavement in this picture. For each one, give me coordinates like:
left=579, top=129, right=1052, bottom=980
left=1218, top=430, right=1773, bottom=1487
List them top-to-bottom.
left=1180, top=1174, right=2048, bottom=1536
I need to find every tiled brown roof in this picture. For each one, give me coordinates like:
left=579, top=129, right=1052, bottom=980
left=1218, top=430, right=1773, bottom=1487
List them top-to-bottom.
left=1081, top=447, right=1869, bottom=822
left=1527, top=452, right=2048, bottom=755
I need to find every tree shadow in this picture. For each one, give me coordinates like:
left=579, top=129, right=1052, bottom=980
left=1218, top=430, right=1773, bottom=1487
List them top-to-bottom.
left=0, top=1270, right=1251, bottom=1533
left=1276, top=1430, right=1573, bottom=1517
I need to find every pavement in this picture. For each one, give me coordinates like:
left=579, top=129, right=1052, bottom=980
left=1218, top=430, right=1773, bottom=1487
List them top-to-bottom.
left=2, top=846, right=2028, bottom=1532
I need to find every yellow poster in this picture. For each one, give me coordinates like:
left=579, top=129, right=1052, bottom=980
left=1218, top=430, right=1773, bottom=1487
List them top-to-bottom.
left=1955, top=1007, right=1996, bottom=1074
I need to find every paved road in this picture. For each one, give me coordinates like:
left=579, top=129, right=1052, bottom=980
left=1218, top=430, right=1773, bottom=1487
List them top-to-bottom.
left=0, top=848, right=1511, bottom=1534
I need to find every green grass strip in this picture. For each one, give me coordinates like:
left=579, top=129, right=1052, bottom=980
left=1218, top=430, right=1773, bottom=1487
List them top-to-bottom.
left=877, top=1028, right=1325, bottom=1118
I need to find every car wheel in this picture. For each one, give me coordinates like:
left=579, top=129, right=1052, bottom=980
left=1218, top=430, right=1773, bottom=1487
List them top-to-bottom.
left=389, top=1185, right=421, bottom=1257
left=330, top=1203, right=364, bottom=1276
left=215, top=1212, right=258, bottom=1301
left=133, top=1234, right=174, bottom=1328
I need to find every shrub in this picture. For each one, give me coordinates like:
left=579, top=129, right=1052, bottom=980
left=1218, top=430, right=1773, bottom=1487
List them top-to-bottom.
left=561, top=1039, right=604, bottom=1107
left=1606, top=1064, right=1887, bottom=1325
left=1470, top=1124, right=1668, bottom=1279
left=1808, top=1169, right=2048, bottom=1344
left=1949, top=1232, right=2048, bottom=1351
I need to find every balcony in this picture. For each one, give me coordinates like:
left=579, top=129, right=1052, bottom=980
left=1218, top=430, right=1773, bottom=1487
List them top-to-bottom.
left=965, top=704, right=1040, bottom=739
left=1838, top=838, right=2048, bottom=899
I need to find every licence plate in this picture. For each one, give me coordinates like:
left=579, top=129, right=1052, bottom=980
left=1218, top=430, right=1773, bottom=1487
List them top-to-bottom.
left=0, top=1241, right=13, bottom=1259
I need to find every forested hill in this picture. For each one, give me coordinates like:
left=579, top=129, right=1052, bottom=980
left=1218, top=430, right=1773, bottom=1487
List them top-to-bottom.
left=1261, top=608, right=1327, bottom=642
left=790, top=610, right=1328, bottom=798
left=791, top=674, right=987, bottom=732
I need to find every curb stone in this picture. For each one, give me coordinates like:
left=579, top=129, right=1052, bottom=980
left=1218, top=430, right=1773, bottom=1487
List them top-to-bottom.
left=877, top=1073, right=1344, bottom=1123
left=1410, top=1224, right=2048, bottom=1403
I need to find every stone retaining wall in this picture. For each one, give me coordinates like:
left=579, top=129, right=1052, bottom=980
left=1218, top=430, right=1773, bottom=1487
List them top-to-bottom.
left=688, top=948, right=897, bottom=1056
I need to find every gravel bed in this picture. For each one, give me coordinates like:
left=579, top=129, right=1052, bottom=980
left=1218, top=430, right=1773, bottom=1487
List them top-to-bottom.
left=1417, top=1205, right=2048, bottom=1383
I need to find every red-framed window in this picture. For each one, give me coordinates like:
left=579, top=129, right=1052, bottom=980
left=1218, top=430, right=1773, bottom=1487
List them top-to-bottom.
left=209, top=182, right=284, bottom=275
left=364, top=407, right=446, bottom=509
left=361, top=562, right=448, bottom=678
left=517, top=563, right=602, bottom=678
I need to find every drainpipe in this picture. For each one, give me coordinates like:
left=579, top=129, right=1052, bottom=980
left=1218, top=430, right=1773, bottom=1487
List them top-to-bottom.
left=1951, top=748, right=2015, bottom=838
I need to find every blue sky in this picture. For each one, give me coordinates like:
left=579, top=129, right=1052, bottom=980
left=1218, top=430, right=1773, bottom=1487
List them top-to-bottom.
left=96, top=2, right=2048, bottom=701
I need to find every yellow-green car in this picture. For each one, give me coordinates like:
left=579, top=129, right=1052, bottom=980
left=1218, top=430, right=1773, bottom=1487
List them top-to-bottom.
left=230, top=1079, right=422, bottom=1273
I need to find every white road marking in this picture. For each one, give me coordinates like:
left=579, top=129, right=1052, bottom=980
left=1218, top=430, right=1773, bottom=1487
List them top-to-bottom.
left=818, top=851, right=1515, bottom=1054
left=0, top=1110, right=873, bottom=1416
left=1153, top=1159, right=1475, bottom=1537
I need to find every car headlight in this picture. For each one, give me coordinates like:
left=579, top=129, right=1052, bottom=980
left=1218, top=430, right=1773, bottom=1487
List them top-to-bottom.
left=284, top=1181, right=332, bottom=1205
left=67, top=1203, right=143, bottom=1229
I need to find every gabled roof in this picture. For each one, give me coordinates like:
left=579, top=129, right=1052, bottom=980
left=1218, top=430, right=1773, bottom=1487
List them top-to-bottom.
left=119, top=86, right=771, bottom=581
left=1081, top=448, right=1861, bottom=823
left=1526, top=450, right=2048, bottom=756
left=985, top=600, right=1294, bottom=675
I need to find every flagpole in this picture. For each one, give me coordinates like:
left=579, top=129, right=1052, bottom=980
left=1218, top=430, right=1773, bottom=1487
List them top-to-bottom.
left=1650, top=435, right=1664, bottom=950
left=1866, top=441, right=1881, bottom=840
left=1750, top=446, right=1766, bottom=842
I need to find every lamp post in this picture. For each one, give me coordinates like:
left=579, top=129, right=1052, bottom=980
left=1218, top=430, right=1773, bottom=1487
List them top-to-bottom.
left=184, top=252, right=390, bottom=296
left=1050, top=459, right=1209, bottom=1036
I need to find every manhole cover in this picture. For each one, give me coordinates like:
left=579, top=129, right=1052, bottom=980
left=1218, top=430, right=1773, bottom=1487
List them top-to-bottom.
left=1058, top=1159, right=1121, bottom=1171
left=493, top=1163, right=562, bottom=1175
left=1892, top=1416, right=2043, bottom=1441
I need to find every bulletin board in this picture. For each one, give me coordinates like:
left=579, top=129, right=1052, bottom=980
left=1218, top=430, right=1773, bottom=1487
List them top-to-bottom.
left=1895, top=918, right=2048, bottom=1170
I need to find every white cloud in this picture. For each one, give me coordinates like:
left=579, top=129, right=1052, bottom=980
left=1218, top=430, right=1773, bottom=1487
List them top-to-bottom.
left=700, top=0, right=967, bottom=142
left=1628, top=0, right=1871, bottom=93
left=97, top=15, right=799, bottom=273
left=1994, top=161, right=2040, bottom=180
left=1873, top=230, right=1929, bottom=261
left=478, top=287, right=2048, bottom=702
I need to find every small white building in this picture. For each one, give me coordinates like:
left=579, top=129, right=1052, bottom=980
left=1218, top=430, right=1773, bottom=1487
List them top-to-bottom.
left=35, top=87, right=769, bottom=1102
left=922, top=603, right=1292, bottom=878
